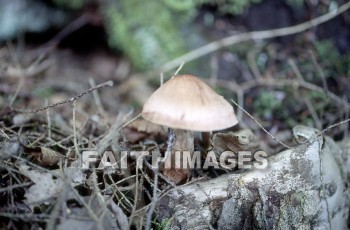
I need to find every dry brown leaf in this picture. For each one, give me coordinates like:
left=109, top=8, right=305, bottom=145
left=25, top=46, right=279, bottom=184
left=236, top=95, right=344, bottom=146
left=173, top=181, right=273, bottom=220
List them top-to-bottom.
left=123, top=119, right=166, bottom=143
left=129, top=119, right=167, bottom=134
left=212, top=129, right=260, bottom=153
left=25, top=146, right=63, bottom=166
left=38, top=147, right=62, bottom=166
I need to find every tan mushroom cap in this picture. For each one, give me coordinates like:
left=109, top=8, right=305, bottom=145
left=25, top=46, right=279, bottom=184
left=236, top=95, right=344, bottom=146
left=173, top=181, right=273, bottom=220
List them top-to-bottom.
left=142, top=75, right=238, bottom=131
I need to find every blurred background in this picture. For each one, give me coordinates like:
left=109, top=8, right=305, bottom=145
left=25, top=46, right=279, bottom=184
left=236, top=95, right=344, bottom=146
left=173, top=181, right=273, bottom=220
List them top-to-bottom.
left=1, top=0, right=350, bottom=141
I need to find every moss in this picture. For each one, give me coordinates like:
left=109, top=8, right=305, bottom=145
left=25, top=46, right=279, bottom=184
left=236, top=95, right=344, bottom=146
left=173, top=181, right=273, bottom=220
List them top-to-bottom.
left=53, top=0, right=86, bottom=9
left=163, top=0, right=262, bottom=15
left=208, top=0, right=262, bottom=15
left=102, top=1, right=192, bottom=69
left=313, top=39, right=350, bottom=77
left=33, top=87, right=54, bottom=99
left=253, top=91, right=283, bottom=120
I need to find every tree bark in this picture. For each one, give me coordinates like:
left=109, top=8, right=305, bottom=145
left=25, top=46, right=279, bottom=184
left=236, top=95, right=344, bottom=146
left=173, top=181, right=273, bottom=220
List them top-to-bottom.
left=155, top=126, right=350, bottom=229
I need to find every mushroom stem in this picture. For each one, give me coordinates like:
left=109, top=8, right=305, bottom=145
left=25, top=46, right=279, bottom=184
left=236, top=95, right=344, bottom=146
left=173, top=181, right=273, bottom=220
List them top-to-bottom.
left=163, top=129, right=194, bottom=184
left=172, top=129, right=194, bottom=153
left=201, top=132, right=211, bottom=150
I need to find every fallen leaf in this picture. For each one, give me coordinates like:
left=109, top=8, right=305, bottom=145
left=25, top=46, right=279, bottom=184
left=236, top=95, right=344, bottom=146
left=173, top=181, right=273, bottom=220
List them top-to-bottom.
left=19, top=165, right=63, bottom=205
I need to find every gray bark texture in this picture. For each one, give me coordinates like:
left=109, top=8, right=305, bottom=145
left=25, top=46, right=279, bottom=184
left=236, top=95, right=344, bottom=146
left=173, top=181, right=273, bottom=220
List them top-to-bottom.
left=155, top=126, right=350, bottom=230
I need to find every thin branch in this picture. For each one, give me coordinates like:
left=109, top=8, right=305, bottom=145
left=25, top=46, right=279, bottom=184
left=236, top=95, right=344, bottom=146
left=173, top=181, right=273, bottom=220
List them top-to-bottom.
left=116, top=2, right=350, bottom=95
left=158, top=2, right=350, bottom=73
left=43, top=14, right=92, bottom=49
left=247, top=48, right=263, bottom=81
left=309, top=50, right=329, bottom=93
left=209, top=53, right=219, bottom=85
left=288, top=58, right=305, bottom=83
left=171, top=60, right=185, bottom=78
left=9, top=76, right=23, bottom=107
left=89, top=78, right=107, bottom=117
left=217, top=78, right=350, bottom=110
left=13, top=81, right=113, bottom=113
left=304, top=97, right=322, bottom=130
left=343, top=97, right=349, bottom=138
left=45, top=99, right=52, bottom=139
left=231, top=99, right=292, bottom=149
left=72, top=100, right=80, bottom=159
left=121, top=113, right=142, bottom=129
left=318, top=118, right=350, bottom=137
left=145, top=171, right=159, bottom=230
left=0, top=182, right=32, bottom=193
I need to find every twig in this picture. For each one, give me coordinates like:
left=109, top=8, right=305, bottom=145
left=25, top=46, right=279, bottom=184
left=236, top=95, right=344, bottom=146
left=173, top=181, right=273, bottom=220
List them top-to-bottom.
left=116, top=2, right=350, bottom=97
left=158, top=2, right=350, bottom=73
left=42, top=13, right=92, bottom=49
left=247, top=48, right=263, bottom=81
left=309, top=50, right=329, bottom=94
left=209, top=53, right=219, bottom=85
left=288, top=58, right=305, bottom=83
left=288, top=58, right=322, bottom=129
left=171, top=60, right=185, bottom=79
left=160, top=72, right=164, bottom=86
left=9, top=76, right=23, bottom=107
left=89, top=78, right=107, bottom=116
left=217, top=78, right=350, bottom=110
left=13, top=81, right=113, bottom=113
left=236, top=90, right=244, bottom=123
left=305, top=97, right=323, bottom=129
left=343, top=97, right=349, bottom=138
left=45, top=99, right=52, bottom=139
left=231, top=99, right=291, bottom=149
left=72, top=101, right=80, bottom=159
left=97, top=111, right=133, bottom=155
left=121, top=113, right=142, bottom=129
left=318, top=118, right=350, bottom=137
left=0, top=129, right=10, bottom=139
left=128, top=166, right=141, bottom=229
left=91, top=170, right=110, bottom=229
left=145, top=170, right=159, bottom=230
left=104, top=173, right=134, bottom=212
left=0, top=182, right=32, bottom=193
left=46, top=183, right=69, bottom=230
left=69, top=183, right=104, bottom=230
left=0, top=212, right=49, bottom=222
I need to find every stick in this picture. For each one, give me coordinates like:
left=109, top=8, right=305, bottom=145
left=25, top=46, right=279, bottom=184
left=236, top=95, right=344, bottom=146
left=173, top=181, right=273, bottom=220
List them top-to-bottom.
left=159, top=2, right=350, bottom=73
left=13, top=81, right=113, bottom=113
left=231, top=99, right=291, bottom=149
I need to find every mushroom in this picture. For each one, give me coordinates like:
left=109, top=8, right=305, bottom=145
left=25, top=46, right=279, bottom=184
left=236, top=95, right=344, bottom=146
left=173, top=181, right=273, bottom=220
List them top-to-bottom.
left=142, top=75, right=238, bottom=183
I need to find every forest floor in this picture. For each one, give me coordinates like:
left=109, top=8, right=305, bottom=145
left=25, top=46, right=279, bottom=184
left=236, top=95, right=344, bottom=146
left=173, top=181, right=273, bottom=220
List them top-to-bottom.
left=1, top=1, right=350, bottom=229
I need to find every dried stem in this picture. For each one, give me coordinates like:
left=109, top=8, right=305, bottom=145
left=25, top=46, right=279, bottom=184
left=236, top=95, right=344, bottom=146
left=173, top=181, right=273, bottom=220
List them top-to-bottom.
left=89, top=78, right=107, bottom=117
left=13, top=81, right=113, bottom=114
left=231, top=99, right=292, bottom=149
left=72, top=100, right=80, bottom=158
left=145, top=170, right=159, bottom=230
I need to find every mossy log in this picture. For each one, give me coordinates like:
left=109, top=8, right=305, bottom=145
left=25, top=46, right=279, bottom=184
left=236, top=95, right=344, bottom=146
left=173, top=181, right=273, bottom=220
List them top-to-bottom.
left=155, top=126, right=349, bottom=229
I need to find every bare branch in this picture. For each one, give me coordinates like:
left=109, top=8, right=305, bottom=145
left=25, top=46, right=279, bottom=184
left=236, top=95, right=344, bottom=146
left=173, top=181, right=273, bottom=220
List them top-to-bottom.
left=159, top=2, right=350, bottom=73
left=13, top=81, right=113, bottom=113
